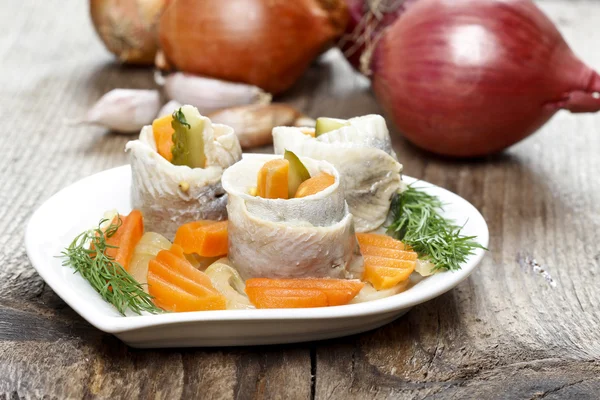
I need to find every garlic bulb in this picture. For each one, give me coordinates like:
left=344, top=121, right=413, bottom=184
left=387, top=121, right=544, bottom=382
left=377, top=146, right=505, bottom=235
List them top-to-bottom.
left=158, top=72, right=272, bottom=114
left=84, top=89, right=161, bottom=133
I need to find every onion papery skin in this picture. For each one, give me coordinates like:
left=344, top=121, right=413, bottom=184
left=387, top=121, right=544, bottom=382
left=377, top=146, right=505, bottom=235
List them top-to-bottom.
left=90, top=0, right=166, bottom=65
left=159, top=0, right=349, bottom=95
left=341, top=0, right=410, bottom=70
left=355, top=0, right=600, bottom=157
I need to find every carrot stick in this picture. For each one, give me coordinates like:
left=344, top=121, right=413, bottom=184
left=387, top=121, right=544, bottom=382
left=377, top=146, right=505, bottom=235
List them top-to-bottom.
left=152, top=115, right=175, bottom=162
left=257, top=159, right=289, bottom=199
left=105, top=210, right=144, bottom=271
left=245, top=278, right=364, bottom=309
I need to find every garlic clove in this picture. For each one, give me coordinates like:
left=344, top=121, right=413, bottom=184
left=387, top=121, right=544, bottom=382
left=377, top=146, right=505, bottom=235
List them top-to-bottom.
left=160, top=72, right=272, bottom=114
left=85, top=89, right=161, bottom=133
left=157, top=100, right=182, bottom=118
left=208, top=103, right=305, bottom=148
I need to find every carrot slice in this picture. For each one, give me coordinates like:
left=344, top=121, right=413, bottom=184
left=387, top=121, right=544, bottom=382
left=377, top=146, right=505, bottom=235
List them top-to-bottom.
left=152, top=115, right=175, bottom=162
left=257, top=159, right=289, bottom=199
left=294, top=172, right=335, bottom=198
left=105, top=210, right=144, bottom=271
left=174, top=220, right=228, bottom=257
left=356, top=233, right=409, bottom=250
left=356, top=233, right=418, bottom=290
left=146, top=245, right=226, bottom=312
left=154, top=245, right=215, bottom=288
left=358, top=245, right=418, bottom=261
left=362, top=255, right=415, bottom=290
left=149, top=259, right=221, bottom=298
left=363, top=265, right=413, bottom=291
left=148, top=272, right=225, bottom=312
left=245, top=278, right=364, bottom=309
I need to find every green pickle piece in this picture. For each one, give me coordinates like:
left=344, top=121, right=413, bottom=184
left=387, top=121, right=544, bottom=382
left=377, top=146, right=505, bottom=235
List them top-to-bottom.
left=171, top=105, right=206, bottom=169
left=314, top=117, right=349, bottom=137
left=284, top=150, right=311, bottom=197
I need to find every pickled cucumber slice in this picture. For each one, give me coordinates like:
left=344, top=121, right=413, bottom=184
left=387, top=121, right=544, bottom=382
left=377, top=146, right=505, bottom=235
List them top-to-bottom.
left=171, top=105, right=206, bottom=168
left=315, top=117, right=349, bottom=137
left=284, top=149, right=311, bottom=197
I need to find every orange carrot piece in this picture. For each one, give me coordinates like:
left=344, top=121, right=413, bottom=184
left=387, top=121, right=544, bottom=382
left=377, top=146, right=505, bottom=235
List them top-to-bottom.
left=152, top=115, right=174, bottom=162
left=299, top=127, right=316, bottom=138
left=257, top=159, right=289, bottom=199
left=294, top=172, right=335, bottom=198
left=105, top=210, right=144, bottom=271
left=174, top=220, right=228, bottom=257
left=356, top=233, right=409, bottom=250
left=357, top=234, right=417, bottom=289
left=147, top=245, right=226, bottom=312
left=154, top=245, right=215, bottom=288
left=359, top=245, right=418, bottom=261
left=362, top=255, right=415, bottom=290
left=363, top=255, right=416, bottom=271
left=149, top=259, right=221, bottom=298
left=363, top=265, right=413, bottom=291
left=148, top=271, right=225, bottom=312
left=245, top=278, right=364, bottom=309
left=245, top=287, right=328, bottom=308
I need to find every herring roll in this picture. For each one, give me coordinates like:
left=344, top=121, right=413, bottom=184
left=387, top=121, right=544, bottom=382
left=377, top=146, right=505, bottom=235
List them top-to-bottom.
left=126, top=105, right=242, bottom=239
left=272, top=114, right=402, bottom=233
left=222, top=154, right=363, bottom=280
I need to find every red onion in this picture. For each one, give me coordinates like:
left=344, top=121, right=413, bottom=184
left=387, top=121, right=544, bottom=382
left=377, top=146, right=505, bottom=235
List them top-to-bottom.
left=341, top=0, right=600, bottom=157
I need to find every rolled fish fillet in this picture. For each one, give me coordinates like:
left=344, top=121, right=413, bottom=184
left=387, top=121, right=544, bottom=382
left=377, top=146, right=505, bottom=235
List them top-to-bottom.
left=125, top=111, right=242, bottom=239
left=273, top=114, right=402, bottom=233
left=221, top=154, right=364, bottom=280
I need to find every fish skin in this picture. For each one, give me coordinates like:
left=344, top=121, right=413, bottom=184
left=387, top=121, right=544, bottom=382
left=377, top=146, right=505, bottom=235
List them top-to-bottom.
left=273, top=115, right=402, bottom=233
left=126, top=120, right=241, bottom=239
left=222, top=154, right=364, bottom=280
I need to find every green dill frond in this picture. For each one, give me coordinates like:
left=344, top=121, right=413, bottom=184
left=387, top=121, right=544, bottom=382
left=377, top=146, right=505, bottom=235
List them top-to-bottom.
left=387, top=185, right=486, bottom=271
left=60, top=217, right=162, bottom=316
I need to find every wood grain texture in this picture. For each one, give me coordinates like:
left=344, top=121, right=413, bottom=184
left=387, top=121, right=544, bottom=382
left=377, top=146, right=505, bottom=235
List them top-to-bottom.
left=0, top=0, right=599, bottom=399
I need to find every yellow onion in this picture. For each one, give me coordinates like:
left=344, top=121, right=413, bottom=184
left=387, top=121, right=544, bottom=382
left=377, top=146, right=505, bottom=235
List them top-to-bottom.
left=90, top=0, right=167, bottom=64
left=158, top=0, right=349, bottom=94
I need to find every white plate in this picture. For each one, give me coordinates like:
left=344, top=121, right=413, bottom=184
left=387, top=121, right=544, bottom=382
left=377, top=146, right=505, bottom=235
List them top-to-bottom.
left=25, top=164, right=488, bottom=348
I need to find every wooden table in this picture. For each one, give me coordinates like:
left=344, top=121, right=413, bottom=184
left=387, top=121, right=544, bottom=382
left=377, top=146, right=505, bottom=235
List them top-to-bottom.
left=2, top=1, right=599, bottom=398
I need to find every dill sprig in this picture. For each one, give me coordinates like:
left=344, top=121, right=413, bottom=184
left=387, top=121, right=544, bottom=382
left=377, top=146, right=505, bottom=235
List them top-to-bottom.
left=387, top=185, right=486, bottom=271
left=60, top=217, right=162, bottom=316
